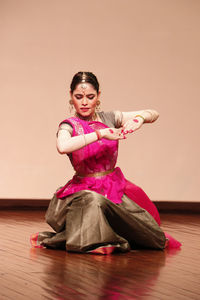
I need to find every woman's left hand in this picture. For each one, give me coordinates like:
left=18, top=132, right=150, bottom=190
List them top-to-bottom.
left=122, top=117, right=144, bottom=134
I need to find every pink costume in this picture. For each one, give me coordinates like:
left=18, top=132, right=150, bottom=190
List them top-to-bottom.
left=56, top=117, right=161, bottom=224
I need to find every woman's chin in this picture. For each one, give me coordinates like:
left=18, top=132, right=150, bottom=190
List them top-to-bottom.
left=77, top=111, right=94, bottom=119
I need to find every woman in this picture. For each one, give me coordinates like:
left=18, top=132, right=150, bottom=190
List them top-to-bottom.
left=31, top=72, right=181, bottom=254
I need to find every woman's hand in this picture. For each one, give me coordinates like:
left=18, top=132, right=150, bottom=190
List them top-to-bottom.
left=122, top=117, right=144, bottom=134
left=100, top=128, right=126, bottom=140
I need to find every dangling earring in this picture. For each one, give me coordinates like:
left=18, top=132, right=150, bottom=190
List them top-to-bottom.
left=69, top=99, right=74, bottom=114
left=96, top=100, right=101, bottom=112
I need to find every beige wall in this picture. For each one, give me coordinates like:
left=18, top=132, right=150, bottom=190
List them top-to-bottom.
left=0, top=0, right=200, bottom=201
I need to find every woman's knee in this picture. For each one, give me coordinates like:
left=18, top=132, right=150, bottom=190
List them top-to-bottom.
left=83, top=190, right=109, bottom=208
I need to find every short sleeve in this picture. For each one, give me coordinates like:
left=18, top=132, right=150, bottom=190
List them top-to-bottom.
left=113, top=110, right=123, bottom=128
left=99, top=111, right=123, bottom=128
left=56, top=123, right=73, bottom=137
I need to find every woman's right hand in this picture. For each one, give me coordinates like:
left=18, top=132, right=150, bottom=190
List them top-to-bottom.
left=100, top=128, right=126, bottom=140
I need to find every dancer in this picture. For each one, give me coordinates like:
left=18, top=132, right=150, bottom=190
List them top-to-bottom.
left=31, top=71, right=181, bottom=254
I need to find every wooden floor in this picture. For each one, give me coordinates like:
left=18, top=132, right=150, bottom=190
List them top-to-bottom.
left=0, top=211, right=199, bottom=300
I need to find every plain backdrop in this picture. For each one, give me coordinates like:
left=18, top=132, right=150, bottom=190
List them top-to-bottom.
left=0, top=0, right=200, bottom=201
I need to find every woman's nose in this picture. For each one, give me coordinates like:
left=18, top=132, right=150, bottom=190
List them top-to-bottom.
left=82, top=97, right=88, bottom=106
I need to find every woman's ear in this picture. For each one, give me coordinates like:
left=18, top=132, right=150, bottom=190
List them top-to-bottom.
left=97, top=91, right=101, bottom=99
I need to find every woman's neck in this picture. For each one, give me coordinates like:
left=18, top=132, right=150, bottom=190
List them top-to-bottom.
left=75, top=112, right=99, bottom=121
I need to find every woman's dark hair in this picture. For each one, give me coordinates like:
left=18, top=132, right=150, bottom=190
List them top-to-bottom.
left=70, top=72, right=100, bottom=93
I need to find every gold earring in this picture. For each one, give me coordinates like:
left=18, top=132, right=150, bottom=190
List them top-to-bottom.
left=69, top=99, right=74, bottom=114
left=96, top=100, right=101, bottom=112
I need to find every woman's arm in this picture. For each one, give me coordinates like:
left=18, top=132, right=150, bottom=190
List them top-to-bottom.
left=113, top=109, right=159, bottom=135
left=121, top=109, right=159, bottom=125
left=56, top=124, right=125, bottom=155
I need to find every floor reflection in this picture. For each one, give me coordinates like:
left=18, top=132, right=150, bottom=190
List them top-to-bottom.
left=29, top=248, right=182, bottom=299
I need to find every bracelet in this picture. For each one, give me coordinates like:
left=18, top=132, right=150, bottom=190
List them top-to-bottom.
left=135, top=115, right=145, bottom=122
left=95, top=130, right=102, bottom=140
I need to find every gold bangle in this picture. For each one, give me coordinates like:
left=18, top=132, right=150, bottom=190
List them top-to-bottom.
left=135, top=115, right=145, bottom=122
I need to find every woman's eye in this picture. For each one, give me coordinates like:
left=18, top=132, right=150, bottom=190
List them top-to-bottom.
left=75, top=95, right=82, bottom=99
left=88, top=96, right=95, bottom=99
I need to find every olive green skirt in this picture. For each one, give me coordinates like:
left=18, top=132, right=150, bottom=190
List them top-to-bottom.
left=33, top=190, right=166, bottom=253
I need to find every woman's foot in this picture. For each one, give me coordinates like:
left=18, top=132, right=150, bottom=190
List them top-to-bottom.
left=30, top=232, right=45, bottom=248
left=87, top=245, right=117, bottom=255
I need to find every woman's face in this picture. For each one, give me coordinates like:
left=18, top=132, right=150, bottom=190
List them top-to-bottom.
left=70, top=83, right=100, bottom=119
